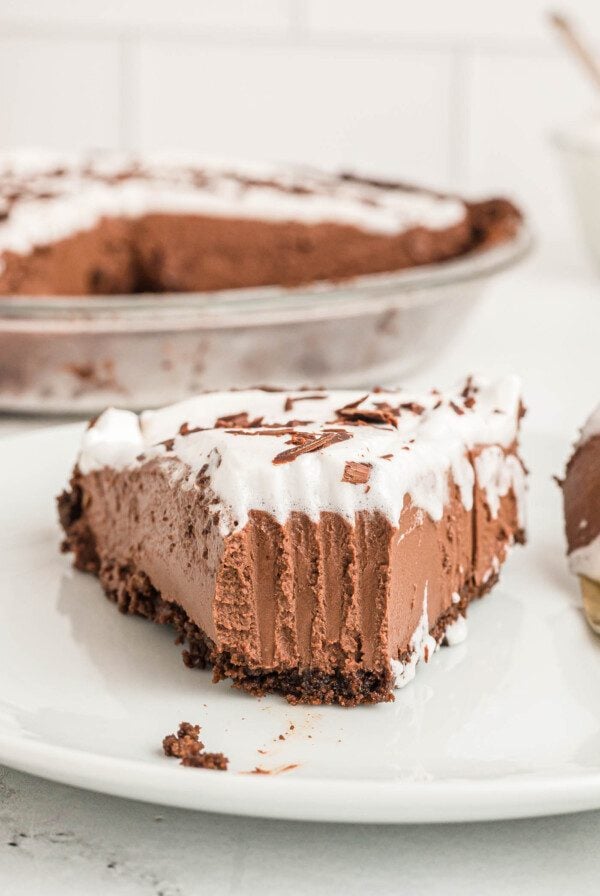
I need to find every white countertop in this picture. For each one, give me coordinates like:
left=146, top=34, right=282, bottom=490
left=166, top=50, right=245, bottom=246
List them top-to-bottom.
left=1, top=244, right=599, bottom=895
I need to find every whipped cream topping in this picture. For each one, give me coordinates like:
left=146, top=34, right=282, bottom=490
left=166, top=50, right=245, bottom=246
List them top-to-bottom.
left=0, top=152, right=466, bottom=258
left=77, top=375, right=525, bottom=537
left=577, top=403, right=600, bottom=448
left=475, top=447, right=527, bottom=527
left=569, top=532, right=600, bottom=581
left=390, top=587, right=438, bottom=688
left=390, top=593, right=468, bottom=689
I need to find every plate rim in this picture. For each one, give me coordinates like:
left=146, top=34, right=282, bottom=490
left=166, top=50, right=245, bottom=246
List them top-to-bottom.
left=2, top=731, right=600, bottom=824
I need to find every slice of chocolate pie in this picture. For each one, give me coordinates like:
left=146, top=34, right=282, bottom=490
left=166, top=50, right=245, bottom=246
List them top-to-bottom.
left=0, top=153, right=521, bottom=295
left=58, top=377, right=527, bottom=705
left=561, top=405, right=600, bottom=633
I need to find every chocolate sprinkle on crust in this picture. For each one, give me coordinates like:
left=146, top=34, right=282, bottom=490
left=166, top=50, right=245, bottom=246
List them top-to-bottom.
left=272, top=429, right=352, bottom=465
left=342, top=461, right=372, bottom=484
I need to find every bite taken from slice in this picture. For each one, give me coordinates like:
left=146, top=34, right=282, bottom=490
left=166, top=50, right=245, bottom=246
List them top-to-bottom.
left=58, top=377, right=527, bottom=705
left=561, top=405, right=600, bottom=634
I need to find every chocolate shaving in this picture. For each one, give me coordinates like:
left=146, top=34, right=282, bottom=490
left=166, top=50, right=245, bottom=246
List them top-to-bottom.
left=461, top=375, right=479, bottom=399
left=283, top=394, right=327, bottom=412
left=336, top=394, right=369, bottom=413
left=463, top=396, right=476, bottom=409
left=399, top=401, right=425, bottom=415
left=449, top=401, right=465, bottom=416
left=336, top=405, right=398, bottom=428
left=215, top=412, right=264, bottom=429
left=255, top=419, right=313, bottom=428
left=179, top=421, right=206, bottom=436
left=227, top=426, right=311, bottom=438
left=272, top=429, right=351, bottom=465
left=285, top=431, right=320, bottom=447
left=160, top=438, right=175, bottom=451
left=380, top=453, right=393, bottom=460
left=342, top=461, right=372, bottom=484
left=246, top=764, right=299, bottom=775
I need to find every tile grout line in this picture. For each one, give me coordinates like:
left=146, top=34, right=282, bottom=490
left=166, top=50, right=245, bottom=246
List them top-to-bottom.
left=288, top=0, right=309, bottom=40
left=0, top=19, right=572, bottom=56
left=117, top=35, right=136, bottom=151
left=447, top=46, right=471, bottom=190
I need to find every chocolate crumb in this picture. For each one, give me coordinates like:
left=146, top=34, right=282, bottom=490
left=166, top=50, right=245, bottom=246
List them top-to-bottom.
left=464, top=396, right=476, bottom=409
left=342, top=461, right=372, bottom=484
left=162, top=720, right=228, bottom=771
left=182, top=752, right=228, bottom=770
left=246, top=764, right=299, bottom=776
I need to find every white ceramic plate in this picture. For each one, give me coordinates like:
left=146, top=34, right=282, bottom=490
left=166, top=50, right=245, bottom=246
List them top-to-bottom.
left=0, top=423, right=599, bottom=824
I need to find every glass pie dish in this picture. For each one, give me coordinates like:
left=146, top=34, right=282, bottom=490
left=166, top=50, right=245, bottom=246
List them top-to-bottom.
left=0, top=224, right=531, bottom=414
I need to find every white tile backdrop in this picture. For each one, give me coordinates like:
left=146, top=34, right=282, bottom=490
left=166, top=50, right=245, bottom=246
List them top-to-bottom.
left=0, top=0, right=599, bottom=246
